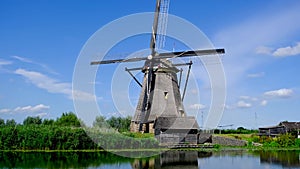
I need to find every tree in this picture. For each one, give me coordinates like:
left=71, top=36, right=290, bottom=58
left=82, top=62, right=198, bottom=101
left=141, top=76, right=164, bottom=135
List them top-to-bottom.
left=55, top=112, right=81, bottom=127
left=23, top=116, right=42, bottom=125
left=93, top=116, right=107, bottom=128
left=106, top=116, right=131, bottom=132
left=0, top=118, right=5, bottom=126
left=6, top=119, right=17, bottom=126
left=43, top=119, right=55, bottom=125
left=237, top=127, right=246, bottom=130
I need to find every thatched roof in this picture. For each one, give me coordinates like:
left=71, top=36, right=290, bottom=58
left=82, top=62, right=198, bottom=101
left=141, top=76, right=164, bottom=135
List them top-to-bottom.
left=153, top=116, right=199, bottom=130
left=259, top=121, right=300, bottom=131
left=279, top=122, right=300, bottom=130
left=259, top=125, right=284, bottom=130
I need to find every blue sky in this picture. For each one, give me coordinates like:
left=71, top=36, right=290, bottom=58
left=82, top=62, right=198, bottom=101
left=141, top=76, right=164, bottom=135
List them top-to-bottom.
left=1, top=0, right=300, bottom=128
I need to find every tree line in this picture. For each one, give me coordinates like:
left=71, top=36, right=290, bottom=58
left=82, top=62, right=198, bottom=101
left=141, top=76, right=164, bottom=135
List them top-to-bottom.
left=0, top=112, right=158, bottom=150
left=0, top=112, right=131, bottom=132
left=0, top=112, right=95, bottom=150
left=215, top=127, right=259, bottom=134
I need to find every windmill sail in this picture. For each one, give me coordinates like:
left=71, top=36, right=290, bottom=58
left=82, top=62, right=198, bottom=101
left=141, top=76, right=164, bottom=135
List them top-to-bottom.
left=91, top=0, right=225, bottom=137
left=149, top=0, right=161, bottom=55
left=157, top=0, right=170, bottom=49
left=90, top=48, right=224, bottom=65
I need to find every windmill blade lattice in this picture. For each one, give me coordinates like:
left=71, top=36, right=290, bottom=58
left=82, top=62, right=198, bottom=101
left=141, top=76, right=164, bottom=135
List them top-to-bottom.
left=157, top=0, right=170, bottom=50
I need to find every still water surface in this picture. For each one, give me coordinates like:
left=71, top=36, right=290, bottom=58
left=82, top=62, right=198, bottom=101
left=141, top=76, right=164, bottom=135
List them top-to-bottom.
left=0, top=150, right=299, bottom=169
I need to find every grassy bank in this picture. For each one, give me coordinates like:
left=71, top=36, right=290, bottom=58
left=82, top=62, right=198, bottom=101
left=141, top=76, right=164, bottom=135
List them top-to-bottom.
left=214, top=133, right=300, bottom=149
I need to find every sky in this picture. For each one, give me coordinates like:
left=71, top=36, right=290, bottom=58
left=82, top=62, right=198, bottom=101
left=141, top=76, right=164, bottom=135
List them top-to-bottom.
left=0, top=0, right=300, bottom=129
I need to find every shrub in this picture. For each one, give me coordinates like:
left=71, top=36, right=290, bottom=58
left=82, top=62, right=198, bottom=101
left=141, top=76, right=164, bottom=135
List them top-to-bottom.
left=277, top=134, right=295, bottom=148
left=251, top=135, right=260, bottom=143
left=294, top=139, right=300, bottom=147
left=268, top=141, right=280, bottom=147
left=213, top=144, right=220, bottom=149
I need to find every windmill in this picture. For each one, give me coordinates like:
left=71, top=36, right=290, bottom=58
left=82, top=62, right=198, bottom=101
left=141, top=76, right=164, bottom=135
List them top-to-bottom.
left=91, top=0, right=225, bottom=134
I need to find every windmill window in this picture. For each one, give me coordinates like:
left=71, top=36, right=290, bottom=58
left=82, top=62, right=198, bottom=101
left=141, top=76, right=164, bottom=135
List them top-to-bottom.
left=164, top=91, right=168, bottom=99
left=180, top=110, right=185, bottom=117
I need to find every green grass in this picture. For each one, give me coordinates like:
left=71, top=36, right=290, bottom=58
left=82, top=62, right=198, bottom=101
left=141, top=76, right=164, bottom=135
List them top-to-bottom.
left=122, top=132, right=154, bottom=138
left=214, top=134, right=256, bottom=142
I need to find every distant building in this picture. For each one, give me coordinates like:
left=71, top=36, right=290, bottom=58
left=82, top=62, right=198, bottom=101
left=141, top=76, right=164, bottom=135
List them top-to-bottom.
left=259, top=121, right=300, bottom=137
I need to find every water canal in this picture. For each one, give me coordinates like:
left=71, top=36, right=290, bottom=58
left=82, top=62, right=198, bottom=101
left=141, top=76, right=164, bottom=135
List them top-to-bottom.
left=0, top=150, right=299, bottom=168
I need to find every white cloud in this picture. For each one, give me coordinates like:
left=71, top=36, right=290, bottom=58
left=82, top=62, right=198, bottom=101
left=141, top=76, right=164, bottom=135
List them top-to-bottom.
left=214, top=3, right=300, bottom=87
left=273, top=42, right=300, bottom=57
left=257, top=43, right=300, bottom=57
left=256, top=46, right=273, bottom=55
left=11, top=56, right=33, bottom=63
left=12, top=56, right=58, bottom=75
left=0, top=59, right=12, bottom=66
left=15, top=68, right=97, bottom=101
left=15, top=68, right=71, bottom=95
left=247, top=72, right=265, bottom=78
left=264, top=88, right=293, bottom=98
left=72, top=90, right=99, bottom=102
left=239, top=96, right=250, bottom=100
left=239, top=96, right=258, bottom=101
left=251, top=97, right=258, bottom=101
left=237, top=100, right=252, bottom=108
left=260, top=100, right=268, bottom=106
left=189, top=103, right=206, bottom=110
left=0, top=104, right=50, bottom=114
left=14, top=104, right=50, bottom=113
left=31, top=104, right=50, bottom=112
left=222, top=104, right=232, bottom=110
left=0, top=109, right=10, bottom=113
left=36, top=112, right=48, bottom=118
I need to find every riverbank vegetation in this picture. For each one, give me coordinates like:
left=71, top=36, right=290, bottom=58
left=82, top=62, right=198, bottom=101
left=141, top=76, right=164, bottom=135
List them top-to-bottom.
left=0, top=112, right=158, bottom=150
left=0, top=113, right=299, bottom=150
left=0, top=113, right=98, bottom=150
left=217, top=133, right=300, bottom=148
left=254, top=134, right=300, bottom=148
